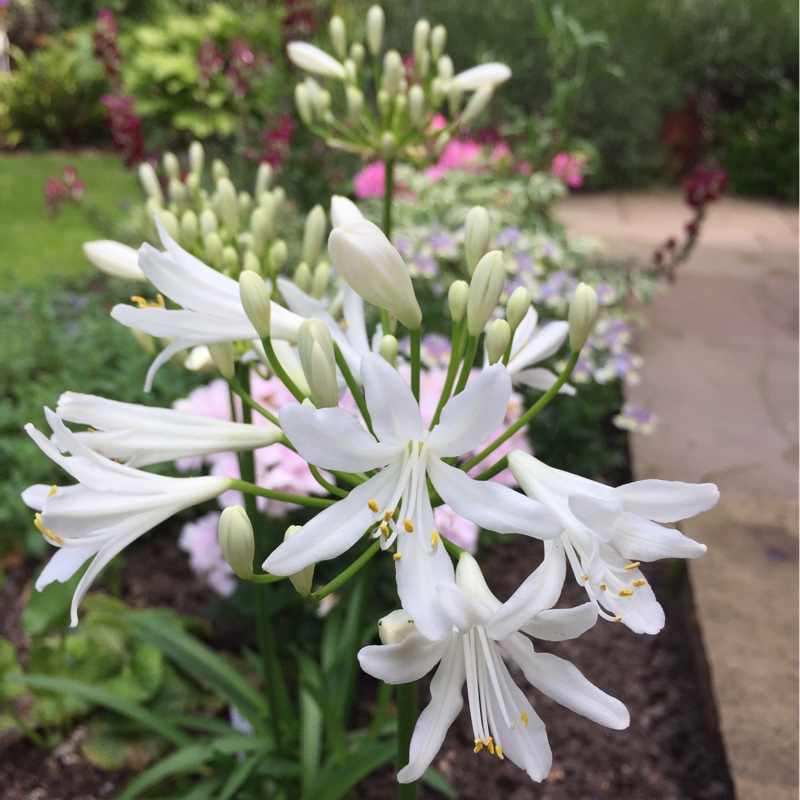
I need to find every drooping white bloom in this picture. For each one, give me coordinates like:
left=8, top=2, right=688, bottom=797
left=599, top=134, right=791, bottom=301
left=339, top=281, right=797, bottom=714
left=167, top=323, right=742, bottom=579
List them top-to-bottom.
left=287, top=42, right=347, bottom=80
left=453, top=63, right=512, bottom=91
left=111, top=219, right=302, bottom=390
left=328, top=219, right=423, bottom=330
left=83, top=240, right=146, bottom=281
left=504, top=307, right=574, bottom=394
left=264, top=354, right=562, bottom=639
left=54, top=391, right=281, bottom=468
left=22, top=409, right=231, bottom=626
left=508, top=451, right=719, bottom=634
left=358, top=549, right=629, bottom=783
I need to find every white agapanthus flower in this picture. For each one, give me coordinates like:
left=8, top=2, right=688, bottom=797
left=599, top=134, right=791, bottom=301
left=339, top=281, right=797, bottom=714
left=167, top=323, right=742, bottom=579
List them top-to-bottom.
left=287, top=41, right=347, bottom=80
left=110, top=219, right=302, bottom=390
left=83, top=240, right=146, bottom=281
left=264, top=353, right=562, bottom=639
left=54, top=392, right=281, bottom=468
left=22, top=409, right=231, bottom=625
left=508, top=451, right=719, bottom=634
left=358, top=548, right=629, bottom=783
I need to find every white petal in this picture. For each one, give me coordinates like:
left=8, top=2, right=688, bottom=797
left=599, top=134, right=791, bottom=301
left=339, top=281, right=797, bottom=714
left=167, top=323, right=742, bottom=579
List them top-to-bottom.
left=287, top=41, right=347, bottom=79
left=453, top=63, right=511, bottom=91
left=330, top=195, right=365, bottom=226
left=84, top=240, right=146, bottom=281
left=510, top=319, right=568, bottom=371
left=361, top=353, right=423, bottom=443
left=427, top=364, right=511, bottom=456
left=512, top=367, right=575, bottom=395
left=279, top=404, right=397, bottom=471
left=428, top=459, right=562, bottom=538
left=615, top=480, right=719, bottom=522
left=21, top=484, right=49, bottom=511
left=568, top=492, right=623, bottom=543
left=612, top=512, right=707, bottom=560
left=35, top=544, right=97, bottom=591
left=437, top=583, right=493, bottom=633
left=520, top=602, right=598, bottom=641
left=358, top=632, right=451, bottom=684
left=505, top=636, right=629, bottom=729
left=397, top=640, right=465, bottom=783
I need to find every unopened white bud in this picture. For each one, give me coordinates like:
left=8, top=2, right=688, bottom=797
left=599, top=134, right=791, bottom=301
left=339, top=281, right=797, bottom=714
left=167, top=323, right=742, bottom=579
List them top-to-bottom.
left=366, top=5, right=385, bottom=56
left=329, top=15, right=347, bottom=60
left=413, top=19, right=430, bottom=62
left=430, top=25, right=447, bottom=61
left=287, top=41, right=346, bottom=80
left=350, top=42, right=365, bottom=68
left=414, top=48, right=429, bottom=80
left=382, top=50, right=402, bottom=96
left=437, top=55, right=454, bottom=81
left=453, top=62, right=511, bottom=91
left=295, top=82, right=314, bottom=126
left=448, top=84, right=463, bottom=117
left=408, top=85, right=426, bottom=125
left=459, top=85, right=494, bottom=126
left=346, top=86, right=364, bottom=121
left=377, top=88, right=391, bottom=116
left=394, top=92, right=408, bottom=117
left=380, top=131, right=397, bottom=159
left=189, top=141, right=204, bottom=175
left=163, top=151, right=180, bottom=180
left=212, top=159, right=229, bottom=182
left=138, top=162, right=163, bottom=204
left=255, top=162, right=273, bottom=197
left=185, top=172, right=200, bottom=197
left=216, top=177, right=239, bottom=234
left=168, top=178, right=187, bottom=208
left=272, top=186, right=286, bottom=208
left=238, top=191, right=252, bottom=220
left=255, top=194, right=277, bottom=241
left=330, top=195, right=364, bottom=227
left=302, top=204, right=327, bottom=266
left=464, top=206, right=491, bottom=275
left=200, top=208, right=218, bottom=236
left=156, top=209, right=180, bottom=243
left=181, top=210, right=199, bottom=248
left=204, top=231, right=224, bottom=269
left=83, top=240, right=145, bottom=281
left=268, top=240, right=288, bottom=275
left=222, top=246, right=238, bottom=274
left=243, top=250, right=261, bottom=275
left=467, top=250, right=506, bottom=336
left=294, top=261, right=312, bottom=294
left=311, top=261, right=331, bottom=299
left=239, top=270, right=272, bottom=338
left=448, top=280, right=469, bottom=321
left=568, top=282, right=598, bottom=352
left=506, top=286, right=531, bottom=333
left=298, top=318, right=338, bottom=408
left=486, top=319, right=511, bottom=364
left=378, top=334, right=398, bottom=366
left=208, top=341, right=235, bottom=379
left=218, top=506, right=254, bottom=580
left=284, top=525, right=314, bottom=595
left=378, top=609, right=416, bottom=645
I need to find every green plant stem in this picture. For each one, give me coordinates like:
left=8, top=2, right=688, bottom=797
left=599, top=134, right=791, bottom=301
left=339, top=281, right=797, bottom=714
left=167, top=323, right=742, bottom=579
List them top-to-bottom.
left=382, top=158, right=394, bottom=238
left=430, top=318, right=467, bottom=428
left=409, top=327, right=421, bottom=402
left=453, top=333, right=480, bottom=396
left=261, top=336, right=306, bottom=403
left=333, top=343, right=374, bottom=436
left=461, top=349, right=580, bottom=472
left=229, top=376, right=279, bottom=425
left=471, top=453, right=509, bottom=482
left=309, top=464, right=348, bottom=498
left=228, top=478, right=335, bottom=508
left=306, top=540, right=381, bottom=603
left=396, top=682, right=418, bottom=800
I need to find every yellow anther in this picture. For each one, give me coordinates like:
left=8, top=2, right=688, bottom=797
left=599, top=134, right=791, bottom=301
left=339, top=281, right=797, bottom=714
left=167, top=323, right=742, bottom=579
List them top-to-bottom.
left=155, top=293, right=165, bottom=307
left=131, top=294, right=165, bottom=309
left=131, top=295, right=148, bottom=307
left=48, top=485, right=58, bottom=497
left=367, top=499, right=379, bottom=513
left=384, top=509, right=394, bottom=522
left=34, top=513, right=64, bottom=545
left=403, top=518, right=414, bottom=533
left=380, top=523, right=390, bottom=539
left=430, top=531, right=439, bottom=548
left=392, top=552, right=402, bottom=561
left=624, top=561, right=641, bottom=571
left=580, top=573, right=588, bottom=581
left=632, top=579, right=646, bottom=587
left=599, top=583, right=607, bottom=591
left=618, top=588, right=634, bottom=597
left=614, top=614, right=622, bottom=622
left=520, top=710, right=529, bottom=728
left=485, top=737, right=495, bottom=755
left=473, top=740, right=483, bottom=754
left=495, top=746, right=504, bottom=760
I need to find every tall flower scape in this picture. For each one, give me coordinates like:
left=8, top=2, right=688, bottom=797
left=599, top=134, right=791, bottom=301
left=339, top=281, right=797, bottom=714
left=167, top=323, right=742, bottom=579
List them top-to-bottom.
left=23, top=7, right=718, bottom=797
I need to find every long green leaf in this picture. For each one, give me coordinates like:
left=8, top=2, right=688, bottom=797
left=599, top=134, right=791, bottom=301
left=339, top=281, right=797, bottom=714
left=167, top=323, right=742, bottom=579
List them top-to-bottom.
left=124, top=611, right=268, bottom=728
left=16, top=675, right=191, bottom=746
left=306, top=740, right=396, bottom=800
left=116, top=743, right=213, bottom=800
left=217, top=752, right=262, bottom=800
left=421, top=765, right=457, bottom=798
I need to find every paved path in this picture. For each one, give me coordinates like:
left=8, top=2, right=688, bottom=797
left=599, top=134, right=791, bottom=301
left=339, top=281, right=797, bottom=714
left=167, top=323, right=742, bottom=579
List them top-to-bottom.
left=557, top=190, right=799, bottom=800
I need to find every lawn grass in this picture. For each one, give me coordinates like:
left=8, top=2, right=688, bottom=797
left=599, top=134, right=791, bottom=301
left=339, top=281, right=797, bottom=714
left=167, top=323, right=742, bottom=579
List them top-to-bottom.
left=0, top=151, right=141, bottom=289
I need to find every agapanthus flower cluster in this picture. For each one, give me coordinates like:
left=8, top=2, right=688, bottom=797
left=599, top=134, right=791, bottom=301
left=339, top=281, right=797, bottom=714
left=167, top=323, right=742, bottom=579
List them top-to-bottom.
left=23, top=191, right=718, bottom=785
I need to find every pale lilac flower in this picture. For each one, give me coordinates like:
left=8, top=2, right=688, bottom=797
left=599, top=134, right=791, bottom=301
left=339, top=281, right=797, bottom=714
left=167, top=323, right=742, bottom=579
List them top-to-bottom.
left=613, top=403, right=658, bottom=435
left=178, top=512, right=237, bottom=597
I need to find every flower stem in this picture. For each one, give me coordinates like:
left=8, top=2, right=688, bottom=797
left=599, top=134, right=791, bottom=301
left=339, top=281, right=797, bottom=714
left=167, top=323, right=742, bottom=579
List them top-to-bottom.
left=382, top=158, right=395, bottom=238
left=430, top=317, right=466, bottom=428
left=409, top=327, right=421, bottom=402
left=453, top=333, right=480, bottom=396
left=262, top=335, right=306, bottom=403
left=333, top=343, right=375, bottom=437
left=229, top=376, right=279, bottom=426
left=309, top=464, right=348, bottom=498
left=228, top=478, right=335, bottom=508
left=306, top=540, right=381, bottom=603
left=396, top=682, right=418, bottom=800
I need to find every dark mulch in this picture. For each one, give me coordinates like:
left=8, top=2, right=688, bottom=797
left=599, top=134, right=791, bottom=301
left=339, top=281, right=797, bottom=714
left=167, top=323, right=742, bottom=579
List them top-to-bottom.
left=0, top=529, right=735, bottom=800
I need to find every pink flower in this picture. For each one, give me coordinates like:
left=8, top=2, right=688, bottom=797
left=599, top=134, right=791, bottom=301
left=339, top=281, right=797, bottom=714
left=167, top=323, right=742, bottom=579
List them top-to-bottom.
left=551, top=151, right=588, bottom=188
left=353, top=161, right=386, bottom=199
left=178, top=512, right=237, bottom=596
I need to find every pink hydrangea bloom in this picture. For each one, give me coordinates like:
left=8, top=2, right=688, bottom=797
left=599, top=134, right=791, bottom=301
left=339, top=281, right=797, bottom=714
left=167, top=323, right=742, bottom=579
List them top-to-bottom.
left=425, top=139, right=484, bottom=182
left=551, top=151, right=588, bottom=188
left=353, top=161, right=386, bottom=199
left=178, top=512, right=237, bottom=596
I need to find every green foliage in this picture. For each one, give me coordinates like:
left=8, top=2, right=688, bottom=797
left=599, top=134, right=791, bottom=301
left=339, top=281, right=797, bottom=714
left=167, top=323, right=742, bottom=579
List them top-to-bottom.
left=0, top=32, right=108, bottom=150
left=0, top=274, right=204, bottom=556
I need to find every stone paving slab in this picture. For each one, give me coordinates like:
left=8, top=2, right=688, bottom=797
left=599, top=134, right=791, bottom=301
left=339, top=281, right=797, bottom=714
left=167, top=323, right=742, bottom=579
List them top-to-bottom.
left=557, top=190, right=799, bottom=800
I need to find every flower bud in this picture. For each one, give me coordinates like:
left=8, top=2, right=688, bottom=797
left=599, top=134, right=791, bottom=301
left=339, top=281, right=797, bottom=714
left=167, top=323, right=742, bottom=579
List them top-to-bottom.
left=366, top=5, right=385, bottom=56
left=329, top=15, right=347, bottom=60
left=413, top=19, right=430, bottom=62
left=430, top=25, right=447, bottom=61
left=287, top=41, right=346, bottom=79
left=350, top=41, right=365, bottom=68
left=382, top=50, right=402, bottom=96
left=437, top=55, right=454, bottom=81
left=453, top=62, right=511, bottom=91
left=295, top=82, right=314, bottom=126
left=447, top=83, right=463, bottom=117
left=408, top=85, right=426, bottom=126
left=458, top=85, right=494, bottom=126
left=346, top=86, right=364, bottom=121
left=376, top=88, right=391, bottom=116
left=380, top=131, right=397, bottom=159
left=189, top=141, right=204, bottom=175
left=163, top=151, right=180, bottom=180
left=212, top=159, right=229, bottom=182
left=138, top=162, right=163, bottom=204
left=255, top=162, right=273, bottom=197
left=185, top=172, right=200, bottom=197
left=216, top=177, right=239, bottom=234
left=168, top=178, right=187, bottom=209
left=238, top=190, right=252, bottom=220
left=255, top=194, right=277, bottom=241
left=330, top=195, right=364, bottom=227
left=145, top=197, right=162, bottom=221
left=302, top=204, right=327, bottom=266
left=464, top=206, right=491, bottom=275
left=200, top=208, right=218, bottom=237
left=156, top=209, right=181, bottom=244
left=181, top=210, right=199, bottom=249
left=328, top=220, right=422, bottom=329
left=204, top=231, right=224, bottom=269
left=83, top=240, right=146, bottom=281
left=268, top=240, right=288, bottom=275
left=222, top=246, right=239, bottom=274
left=243, top=250, right=261, bottom=275
left=467, top=250, right=505, bottom=336
left=293, top=261, right=312, bottom=294
left=312, top=261, right=331, bottom=299
left=239, top=269, right=272, bottom=338
left=448, top=279, right=469, bottom=321
left=568, top=282, right=598, bottom=352
left=506, top=286, right=531, bottom=333
left=298, top=318, right=338, bottom=408
left=486, top=319, right=511, bottom=365
left=379, top=334, right=398, bottom=366
left=208, top=341, right=235, bottom=379
left=218, top=506, right=254, bottom=580
left=283, top=525, right=314, bottom=595
left=378, top=609, right=416, bottom=645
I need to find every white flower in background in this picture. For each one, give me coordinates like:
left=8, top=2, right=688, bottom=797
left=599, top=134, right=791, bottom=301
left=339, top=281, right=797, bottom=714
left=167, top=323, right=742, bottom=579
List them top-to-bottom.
left=287, top=41, right=347, bottom=80
left=452, top=63, right=512, bottom=91
left=110, top=219, right=302, bottom=390
left=83, top=240, right=146, bottom=281
left=504, top=307, right=574, bottom=394
left=264, top=353, right=562, bottom=639
left=54, top=392, right=281, bottom=468
left=22, top=409, right=231, bottom=626
left=508, top=451, right=719, bottom=634
left=358, top=548, right=629, bottom=783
